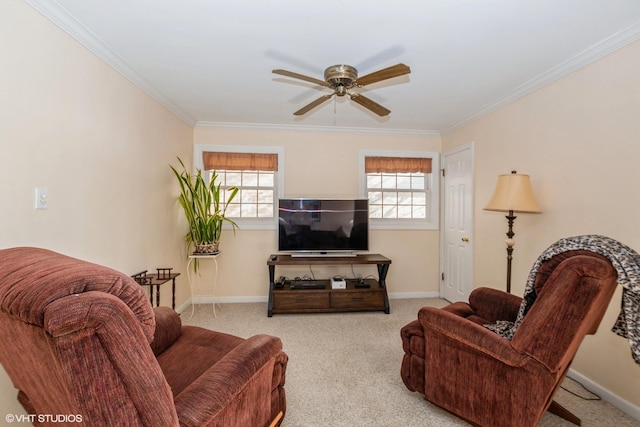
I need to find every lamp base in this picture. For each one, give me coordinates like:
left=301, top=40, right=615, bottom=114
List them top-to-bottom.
left=505, top=212, right=516, bottom=294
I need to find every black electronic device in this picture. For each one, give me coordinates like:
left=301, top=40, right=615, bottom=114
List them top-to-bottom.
left=277, top=198, right=369, bottom=256
left=274, top=276, right=286, bottom=289
left=355, top=277, right=371, bottom=288
left=274, top=283, right=284, bottom=289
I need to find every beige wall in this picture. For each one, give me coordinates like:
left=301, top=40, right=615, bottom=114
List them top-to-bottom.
left=1, top=1, right=192, bottom=416
left=442, top=39, right=640, bottom=409
left=192, top=127, right=442, bottom=300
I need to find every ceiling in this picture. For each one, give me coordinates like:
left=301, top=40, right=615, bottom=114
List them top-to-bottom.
left=26, top=0, right=640, bottom=134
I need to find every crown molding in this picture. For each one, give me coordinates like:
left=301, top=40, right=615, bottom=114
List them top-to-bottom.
left=24, top=0, right=431, bottom=136
left=25, top=0, right=197, bottom=127
left=26, top=0, right=640, bottom=137
left=442, top=21, right=640, bottom=135
left=195, top=121, right=441, bottom=137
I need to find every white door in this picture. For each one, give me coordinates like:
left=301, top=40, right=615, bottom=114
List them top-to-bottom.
left=441, top=144, right=474, bottom=303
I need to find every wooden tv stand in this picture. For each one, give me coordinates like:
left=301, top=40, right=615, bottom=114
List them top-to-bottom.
left=267, top=254, right=391, bottom=317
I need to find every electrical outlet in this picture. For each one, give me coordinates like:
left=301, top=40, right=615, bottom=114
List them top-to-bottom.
left=35, top=187, right=48, bottom=209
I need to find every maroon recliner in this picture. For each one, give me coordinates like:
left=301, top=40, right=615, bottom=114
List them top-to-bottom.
left=0, top=247, right=287, bottom=427
left=401, top=250, right=617, bottom=427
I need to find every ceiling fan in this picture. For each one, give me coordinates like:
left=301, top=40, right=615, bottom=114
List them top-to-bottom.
left=272, top=63, right=411, bottom=117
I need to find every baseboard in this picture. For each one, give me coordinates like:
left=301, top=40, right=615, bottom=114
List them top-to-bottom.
left=389, top=291, right=440, bottom=299
left=192, top=295, right=268, bottom=304
left=174, top=296, right=267, bottom=315
left=174, top=300, right=192, bottom=314
left=567, top=368, right=640, bottom=422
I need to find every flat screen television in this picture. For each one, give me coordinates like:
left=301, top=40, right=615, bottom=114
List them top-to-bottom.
left=278, top=199, right=369, bottom=256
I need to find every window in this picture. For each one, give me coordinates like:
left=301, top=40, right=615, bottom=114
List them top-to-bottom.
left=195, top=145, right=284, bottom=230
left=360, top=151, right=439, bottom=230
left=212, top=169, right=275, bottom=218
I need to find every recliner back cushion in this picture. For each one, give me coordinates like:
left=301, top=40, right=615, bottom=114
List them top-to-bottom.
left=0, top=247, right=155, bottom=342
left=533, top=250, right=609, bottom=296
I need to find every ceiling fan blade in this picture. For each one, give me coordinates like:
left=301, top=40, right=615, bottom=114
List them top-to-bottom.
left=355, top=63, right=411, bottom=87
left=272, top=69, right=328, bottom=87
left=293, top=94, right=334, bottom=115
left=350, top=94, right=391, bottom=117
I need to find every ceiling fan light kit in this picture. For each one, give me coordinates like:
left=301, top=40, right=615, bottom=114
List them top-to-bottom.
left=272, top=63, right=410, bottom=117
left=324, top=64, right=358, bottom=94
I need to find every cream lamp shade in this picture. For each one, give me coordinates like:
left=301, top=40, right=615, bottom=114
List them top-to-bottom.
left=484, top=172, right=541, bottom=213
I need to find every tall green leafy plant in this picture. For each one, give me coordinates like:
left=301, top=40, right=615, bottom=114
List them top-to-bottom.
left=170, top=157, right=238, bottom=256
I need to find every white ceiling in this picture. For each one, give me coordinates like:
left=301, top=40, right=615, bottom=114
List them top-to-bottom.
left=27, top=0, right=640, bottom=134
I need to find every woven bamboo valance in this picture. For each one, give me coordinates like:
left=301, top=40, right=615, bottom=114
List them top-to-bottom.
left=202, top=152, right=278, bottom=171
left=364, top=156, right=432, bottom=174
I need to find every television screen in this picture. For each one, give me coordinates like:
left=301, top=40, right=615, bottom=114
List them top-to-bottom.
left=278, top=199, right=369, bottom=255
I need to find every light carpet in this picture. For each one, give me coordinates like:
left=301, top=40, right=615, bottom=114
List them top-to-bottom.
left=182, top=298, right=639, bottom=427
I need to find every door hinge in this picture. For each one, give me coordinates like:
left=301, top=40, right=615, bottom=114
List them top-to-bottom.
left=441, top=169, right=445, bottom=177
left=441, top=272, right=445, bottom=281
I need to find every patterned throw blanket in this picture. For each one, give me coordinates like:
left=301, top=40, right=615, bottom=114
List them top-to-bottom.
left=485, top=235, right=640, bottom=365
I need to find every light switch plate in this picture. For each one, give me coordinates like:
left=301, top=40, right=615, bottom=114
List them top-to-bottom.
left=35, top=187, right=48, bottom=209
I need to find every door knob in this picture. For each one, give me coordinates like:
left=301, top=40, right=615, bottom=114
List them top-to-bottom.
left=461, top=237, right=469, bottom=242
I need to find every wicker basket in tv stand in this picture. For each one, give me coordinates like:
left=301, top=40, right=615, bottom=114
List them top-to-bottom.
left=266, top=254, right=391, bottom=317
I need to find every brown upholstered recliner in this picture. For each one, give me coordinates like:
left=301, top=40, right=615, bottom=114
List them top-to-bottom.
left=0, top=247, right=288, bottom=427
left=401, top=250, right=618, bottom=427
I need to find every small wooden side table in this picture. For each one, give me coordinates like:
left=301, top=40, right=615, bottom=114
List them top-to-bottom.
left=187, top=252, right=222, bottom=317
left=132, top=269, right=181, bottom=310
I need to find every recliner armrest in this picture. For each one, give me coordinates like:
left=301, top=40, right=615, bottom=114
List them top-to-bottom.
left=468, top=287, right=523, bottom=323
left=151, top=306, right=182, bottom=356
left=419, top=306, right=528, bottom=367
left=174, top=334, right=283, bottom=427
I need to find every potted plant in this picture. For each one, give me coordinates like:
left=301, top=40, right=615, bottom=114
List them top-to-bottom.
left=170, top=157, right=239, bottom=257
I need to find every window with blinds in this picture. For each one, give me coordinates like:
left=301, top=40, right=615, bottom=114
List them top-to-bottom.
left=202, top=151, right=279, bottom=219
left=361, top=151, right=439, bottom=229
